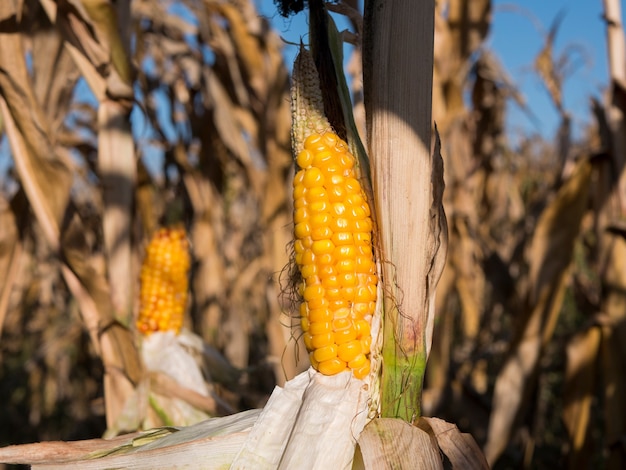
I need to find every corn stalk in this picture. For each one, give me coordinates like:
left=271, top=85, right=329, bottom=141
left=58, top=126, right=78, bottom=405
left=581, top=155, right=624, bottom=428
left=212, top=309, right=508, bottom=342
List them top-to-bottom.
left=363, top=0, right=447, bottom=422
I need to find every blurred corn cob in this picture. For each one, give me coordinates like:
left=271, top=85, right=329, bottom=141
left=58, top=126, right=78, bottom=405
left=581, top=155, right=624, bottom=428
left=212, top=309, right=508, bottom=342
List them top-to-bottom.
left=137, top=226, right=190, bottom=335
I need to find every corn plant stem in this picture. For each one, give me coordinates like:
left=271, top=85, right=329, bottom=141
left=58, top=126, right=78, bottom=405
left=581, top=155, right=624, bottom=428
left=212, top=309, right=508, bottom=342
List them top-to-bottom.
left=363, top=0, right=436, bottom=422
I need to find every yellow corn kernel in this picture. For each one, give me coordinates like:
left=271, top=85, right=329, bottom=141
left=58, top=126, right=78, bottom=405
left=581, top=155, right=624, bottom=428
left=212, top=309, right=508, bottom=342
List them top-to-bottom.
left=292, top=132, right=377, bottom=379
left=137, top=226, right=190, bottom=335
left=309, top=308, right=333, bottom=323
left=309, top=321, right=332, bottom=336
left=334, top=326, right=357, bottom=345
left=312, top=332, right=334, bottom=349
left=337, top=340, right=362, bottom=363
left=314, top=344, right=338, bottom=363
left=348, top=353, right=367, bottom=370
left=318, top=358, right=347, bottom=376
left=352, top=361, right=371, bottom=379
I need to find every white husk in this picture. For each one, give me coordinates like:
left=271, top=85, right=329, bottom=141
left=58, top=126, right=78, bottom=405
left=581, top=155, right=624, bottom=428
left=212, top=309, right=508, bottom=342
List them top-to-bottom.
left=141, top=331, right=210, bottom=426
left=232, top=368, right=369, bottom=469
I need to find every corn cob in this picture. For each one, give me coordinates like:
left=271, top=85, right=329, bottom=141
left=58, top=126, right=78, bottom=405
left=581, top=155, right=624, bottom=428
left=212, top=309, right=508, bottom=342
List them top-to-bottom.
left=291, top=45, right=332, bottom=156
left=293, top=132, right=377, bottom=379
left=137, top=226, right=190, bottom=335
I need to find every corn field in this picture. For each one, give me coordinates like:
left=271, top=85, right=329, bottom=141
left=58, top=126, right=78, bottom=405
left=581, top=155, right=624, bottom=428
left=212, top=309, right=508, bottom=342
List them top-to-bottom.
left=0, top=0, right=625, bottom=469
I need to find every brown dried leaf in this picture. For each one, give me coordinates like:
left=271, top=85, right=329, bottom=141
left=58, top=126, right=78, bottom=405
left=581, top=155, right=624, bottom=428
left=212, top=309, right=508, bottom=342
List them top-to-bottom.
left=0, top=2, right=72, bottom=248
left=485, top=160, right=592, bottom=465
left=0, top=193, right=25, bottom=338
left=563, top=325, right=600, bottom=468
left=419, top=417, right=490, bottom=469
left=356, top=418, right=443, bottom=470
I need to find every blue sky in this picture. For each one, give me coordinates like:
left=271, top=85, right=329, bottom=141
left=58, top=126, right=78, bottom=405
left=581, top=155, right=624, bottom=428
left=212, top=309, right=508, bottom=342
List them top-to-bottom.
left=258, top=0, right=619, bottom=143
left=0, top=2, right=619, bottom=181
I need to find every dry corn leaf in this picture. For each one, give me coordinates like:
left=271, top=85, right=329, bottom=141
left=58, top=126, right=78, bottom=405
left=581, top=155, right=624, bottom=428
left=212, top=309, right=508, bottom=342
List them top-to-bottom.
left=0, top=1, right=72, bottom=248
left=485, top=159, right=592, bottom=465
left=0, top=194, right=25, bottom=337
left=562, top=325, right=601, bottom=469
left=0, top=409, right=261, bottom=469
left=419, top=417, right=490, bottom=469
left=355, top=418, right=443, bottom=470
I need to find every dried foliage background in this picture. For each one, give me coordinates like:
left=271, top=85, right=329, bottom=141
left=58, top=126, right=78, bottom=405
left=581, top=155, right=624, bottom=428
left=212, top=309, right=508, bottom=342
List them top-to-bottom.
left=0, top=1, right=625, bottom=469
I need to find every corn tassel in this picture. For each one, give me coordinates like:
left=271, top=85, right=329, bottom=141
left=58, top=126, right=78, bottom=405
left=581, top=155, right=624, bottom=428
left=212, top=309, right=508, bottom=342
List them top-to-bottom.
left=137, top=226, right=190, bottom=335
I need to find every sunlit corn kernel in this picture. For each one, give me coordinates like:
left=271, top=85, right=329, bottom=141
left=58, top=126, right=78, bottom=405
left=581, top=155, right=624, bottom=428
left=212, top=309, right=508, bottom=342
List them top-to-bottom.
left=322, top=132, right=338, bottom=148
left=304, top=133, right=325, bottom=151
left=297, top=149, right=314, bottom=169
left=312, top=150, right=334, bottom=168
left=303, top=167, right=325, bottom=188
left=293, top=169, right=306, bottom=186
left=344, top=177, right=360, bottom=193
left=293, top=183, right=306, bottom=200
left=328, top=184, right=346, bottom=202
left=345, top=193, right=364, bottom=207
left=309, top=200, right=330, bottom=213
left=331, top=202, right=346, bottom=216
left=294, top=207, right=308, bottom=225
left=310, top=212, right=330, bottom=228
left=331, top=217, right=350, bottom=231
left=354, top=219, right=373, bottom=232
left=294, top=222, right=311, bottom=239
left=311, top=226, right=333, bottom=241
left=332, top=232, right=354, bottom=246
left=354, top=232, right=371, bottom=245
left=294, top=239, right=306, bottom=254
left=311, top=239, right=334, bottom=255
left=333, top=245, right=356, bottom=260
left=301, top=249, right=315, bottom=266
left=316, top=253, right=334, bottom=265
left=354, top=256, right=376, bottom=273
left=336, top=259, right=356, bottom=274
left=301, top=263, right=317, bottom=279
left=305, top=275, right=322, bottom=286
left=321, top=275, right=340, bottom=289
left=303, top=284, right=324, bottom=302
left=355, top=286, right=371, bottom=303
left=325, top=287, right=341, bottom=300
left=340, top=287, right=355, bottom=302
left=307, top=296, right=328, bottom=310
left=328, top=299, right=348, bottom=310
left=309, top=308, right=333, bottom=323
left=301, top=317, right=310, bottom=332
left=332, top=317, right=351, bottom=331
left=354, top=319, right=371, bottom=338
left=309, top=321, right=333, bottom=336
left=334, top=326, right=357, bottom=345
left=311, top=332, right=334, bottom=349
left=303, top=333, right=314, bottom=350
left=338, top=340, right=362, bottom=363
left=314, top=344, right=338, bottom=362
left=309, top=351, right=320, bottom=369
left=348, top=354, right=367, bottom=370
left=318, top=357, right=347, bottom=376
left=352, top=361, right=371, bottom=379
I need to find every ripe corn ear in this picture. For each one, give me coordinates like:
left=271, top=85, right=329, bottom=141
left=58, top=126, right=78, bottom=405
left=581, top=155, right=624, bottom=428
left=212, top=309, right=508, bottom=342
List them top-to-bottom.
left=293, top=132, right=377, bottom=379
left=137, top=226, right=190, bottom=335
